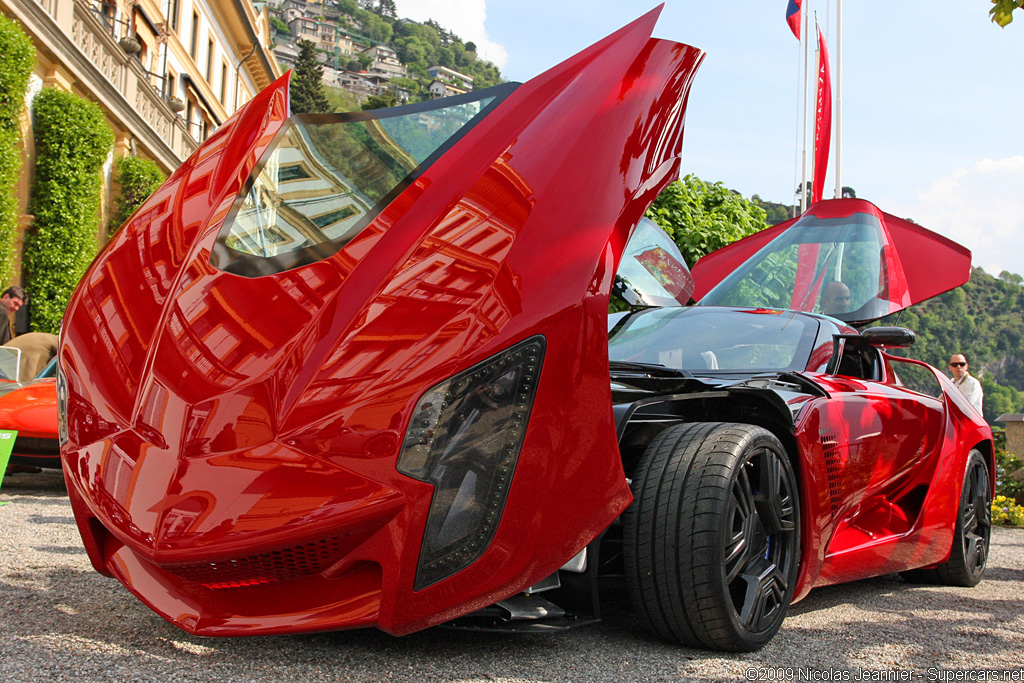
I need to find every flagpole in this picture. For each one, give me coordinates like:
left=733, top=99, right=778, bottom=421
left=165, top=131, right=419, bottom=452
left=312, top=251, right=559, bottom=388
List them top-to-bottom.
left=834, top=0, right=842, bottom=198
left=800, top=7, right=809, bottom=213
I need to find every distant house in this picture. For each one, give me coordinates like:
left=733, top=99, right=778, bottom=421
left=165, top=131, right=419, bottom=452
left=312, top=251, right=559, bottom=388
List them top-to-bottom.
left=287, top=16, right=337, bottom=53
left=273, top=43, right=300, bottom=69
left=364, top=44, right=407, bottom=79
left=427, top=65, right=473, bottom=90
left=326, top=70, right=390, bottom=101
left=428, top=79, right=468, bottom=99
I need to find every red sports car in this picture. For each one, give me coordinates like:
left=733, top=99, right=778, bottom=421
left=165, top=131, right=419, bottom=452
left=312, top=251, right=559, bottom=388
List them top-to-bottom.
left=57, top=9, right=992, bottom=652
left=0, top=358, right=60, bottom=471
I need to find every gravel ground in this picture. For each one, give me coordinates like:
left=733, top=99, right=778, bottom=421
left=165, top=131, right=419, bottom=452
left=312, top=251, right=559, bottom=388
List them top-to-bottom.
left=2, top=470, right=1023, bottom=683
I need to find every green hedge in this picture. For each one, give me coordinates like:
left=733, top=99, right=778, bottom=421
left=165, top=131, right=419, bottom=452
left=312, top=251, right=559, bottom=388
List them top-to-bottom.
left=0, top=16, right=35, bottom=286
left=25, top=88, right=113, bottom=333
left=110, top=155, right=165, bottom=231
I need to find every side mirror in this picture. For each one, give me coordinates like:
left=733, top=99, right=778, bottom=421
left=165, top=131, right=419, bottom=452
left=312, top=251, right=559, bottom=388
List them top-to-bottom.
left=861, top=326, right=916, bottom=348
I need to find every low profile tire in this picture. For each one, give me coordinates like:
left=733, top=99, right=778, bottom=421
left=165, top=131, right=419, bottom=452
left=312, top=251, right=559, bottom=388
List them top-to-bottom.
left=623, top=422, right=801, bottom=652
left=900, top=449, right=991, bottom=587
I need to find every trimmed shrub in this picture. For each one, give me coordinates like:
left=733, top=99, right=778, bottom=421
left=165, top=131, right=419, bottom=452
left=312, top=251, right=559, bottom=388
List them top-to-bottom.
left=0, top=16, right=35, bottom=285
left=25, top=88, right=113, bottom=333
left=110, top=155, right=165, bottom=231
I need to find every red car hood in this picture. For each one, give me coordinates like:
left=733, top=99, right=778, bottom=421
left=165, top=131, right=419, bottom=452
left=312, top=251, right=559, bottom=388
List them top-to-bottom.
left=59, top=8, right=704, bottom=636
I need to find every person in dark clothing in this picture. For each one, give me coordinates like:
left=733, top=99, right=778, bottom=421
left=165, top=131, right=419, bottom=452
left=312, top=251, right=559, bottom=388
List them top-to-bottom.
left=0, top=286, right=26, bottom=346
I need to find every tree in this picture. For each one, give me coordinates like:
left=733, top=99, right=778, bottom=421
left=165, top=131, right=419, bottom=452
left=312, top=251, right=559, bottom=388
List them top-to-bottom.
left=337, top=0, right=359, bottom=14
left=377, top=0, right=397, bottom=19
left=991, top=0, right=1024, bottom=26
left=269, top=16, right=290, bottom=35
left=291, top=40, right=330, bottom=114
left=465, top=41, right=477, bottom=53
left=361, top=92, right=397, bottom=110
left=645, top=175, right=768, bottom=266
left=999, top=271, right=1024, bottom=286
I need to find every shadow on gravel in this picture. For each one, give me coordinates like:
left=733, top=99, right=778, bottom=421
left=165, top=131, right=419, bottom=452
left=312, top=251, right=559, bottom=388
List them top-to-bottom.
left=0, top=469, right=66, bottom=494
left=4, top=557, right=1021, bottom=682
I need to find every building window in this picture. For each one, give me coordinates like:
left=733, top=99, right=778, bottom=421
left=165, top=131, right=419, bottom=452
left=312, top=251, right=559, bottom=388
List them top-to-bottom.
left=170, top=0, right=180, bottom=32
left=190, top=11, right=199, bottom=59
left=206, top=38, right=214, bottom=81
left=220, top=62, right=228, bottom=104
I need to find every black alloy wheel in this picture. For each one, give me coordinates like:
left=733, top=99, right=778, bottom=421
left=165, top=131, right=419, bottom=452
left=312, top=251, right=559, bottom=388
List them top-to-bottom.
left=623, top=422, right=801, bottom=652
left=901, top=449, right=992, bottom=587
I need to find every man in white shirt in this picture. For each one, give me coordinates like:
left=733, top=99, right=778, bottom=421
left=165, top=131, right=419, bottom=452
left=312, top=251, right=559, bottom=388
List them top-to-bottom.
left=949, top=353, right=983, bottom=414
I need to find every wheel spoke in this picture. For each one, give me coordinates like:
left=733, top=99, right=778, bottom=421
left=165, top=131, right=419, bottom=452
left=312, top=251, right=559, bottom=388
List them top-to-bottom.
left=753, top=449, right=796, bottom=535
left=735, top=465, right=756, bottom=518
left=726, top=469, right=757, bottom=583
left=962, top=502, right=978, bottom=535
left=724, top=532, right=749, bottom=584
left=965, top=532, right=987, bottom=572
left=738, top=560, right=789, bottom=632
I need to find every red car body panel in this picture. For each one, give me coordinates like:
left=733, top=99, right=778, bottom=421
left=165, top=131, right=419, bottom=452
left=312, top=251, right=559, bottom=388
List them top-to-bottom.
left=60, top=10, right=706, bottom=636
left=690, top=198, right=973, bottom=314
left=789, top=356, right=991, bottom=600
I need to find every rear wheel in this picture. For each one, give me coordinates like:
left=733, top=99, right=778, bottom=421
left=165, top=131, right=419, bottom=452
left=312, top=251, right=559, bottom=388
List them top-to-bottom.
left=623, top=422, right=800, bottom=651
left=900, top=449, right=991, bottom=587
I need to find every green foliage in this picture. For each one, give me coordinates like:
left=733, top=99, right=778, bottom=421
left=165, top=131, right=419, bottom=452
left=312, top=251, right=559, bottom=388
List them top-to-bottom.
left=990, top=0, right=1024, bottom=26
left=354, top=9, right=393, bottom=43
left=0, top=16, right=34, bottom=286
left=270, top=16, right=290, bottom=35
left=291, top=40, right=330, bottom=114
left=325, top=85, right=360, bottom=113
left=25, top=88, right=114, bottom=333
left=361, top=92, right=397, bottom=110
left=109, top=155, right=165, bottom=231
left=645, top=175, right=768, bottom=267
left=751, top=194, right=792, bottom=226
left=880, top=267, right=1024, bottom=423
left=995, top=449, right=1024, bottom=505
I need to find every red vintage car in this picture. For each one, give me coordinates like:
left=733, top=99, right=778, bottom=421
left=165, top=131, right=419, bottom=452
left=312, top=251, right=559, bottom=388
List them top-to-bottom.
left=57, top=9, right=992, bottom=652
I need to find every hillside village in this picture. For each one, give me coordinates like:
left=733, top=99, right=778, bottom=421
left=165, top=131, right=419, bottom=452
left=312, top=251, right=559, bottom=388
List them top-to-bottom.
left=266, top=0, right=504, bottom=107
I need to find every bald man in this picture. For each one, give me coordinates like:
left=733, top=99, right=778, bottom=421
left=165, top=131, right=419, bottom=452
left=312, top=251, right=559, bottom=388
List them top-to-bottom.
left=822, top=281, right=851, bottom=317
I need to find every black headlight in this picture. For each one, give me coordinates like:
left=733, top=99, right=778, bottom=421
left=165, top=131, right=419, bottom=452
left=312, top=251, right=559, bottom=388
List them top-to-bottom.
left=398, top=336, right=546, bottom=589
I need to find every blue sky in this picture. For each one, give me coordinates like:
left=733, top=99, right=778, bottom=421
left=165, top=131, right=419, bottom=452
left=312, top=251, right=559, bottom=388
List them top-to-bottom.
left=394, top=1, right=1024, bottom=276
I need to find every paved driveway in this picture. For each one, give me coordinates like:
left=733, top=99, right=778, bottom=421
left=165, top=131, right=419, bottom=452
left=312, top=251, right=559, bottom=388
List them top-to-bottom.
left=2, top=471, right=1023, bottom=682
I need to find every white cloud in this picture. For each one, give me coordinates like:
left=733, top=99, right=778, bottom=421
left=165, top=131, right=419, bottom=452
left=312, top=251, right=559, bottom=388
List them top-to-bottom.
left=393, top=0, right=508, bottom=68
left=885, top=156, right=1024, bottom=277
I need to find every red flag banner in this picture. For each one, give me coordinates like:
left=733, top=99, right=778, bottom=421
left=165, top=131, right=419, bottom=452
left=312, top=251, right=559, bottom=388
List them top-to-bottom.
left=786, top=0, right=802, bottom=40
left=812, top=24, right=832, bottom=204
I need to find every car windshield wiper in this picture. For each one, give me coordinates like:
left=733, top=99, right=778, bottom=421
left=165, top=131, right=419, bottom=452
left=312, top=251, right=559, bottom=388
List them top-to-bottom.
left=609, top=361, right=691, bottom=379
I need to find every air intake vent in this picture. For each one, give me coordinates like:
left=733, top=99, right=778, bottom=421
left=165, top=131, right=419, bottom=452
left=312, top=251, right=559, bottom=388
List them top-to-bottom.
left=820, top=430, right=844, bottom=519
left=14, top=437, right=60, bottom=455
left=167, top=536, right=348, bottom=590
